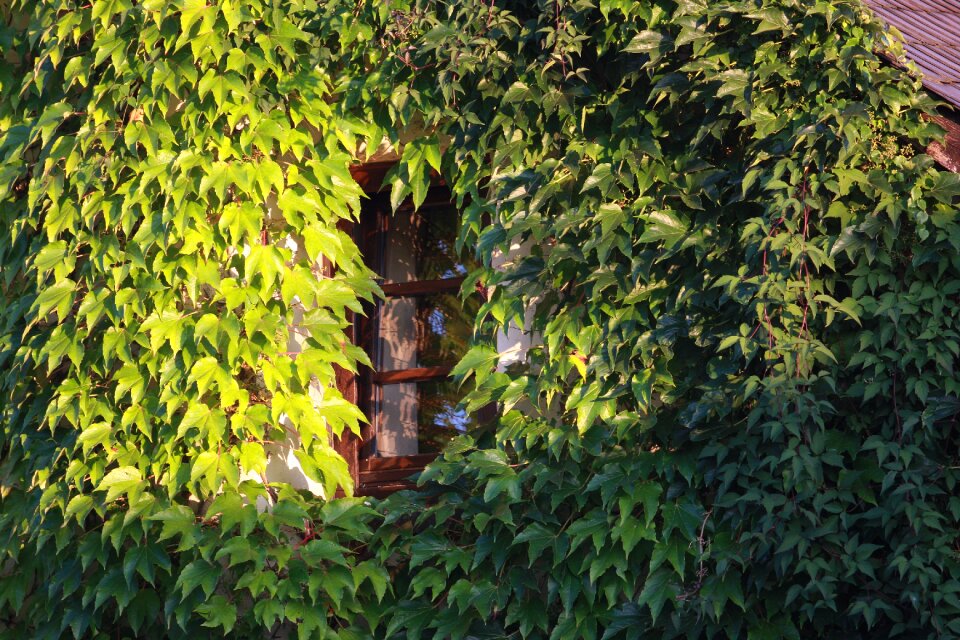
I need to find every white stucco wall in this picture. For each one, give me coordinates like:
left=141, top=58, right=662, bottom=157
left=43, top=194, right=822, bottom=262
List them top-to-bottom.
left=261, top=234, right=328, bottom=498
left=492, top=239, right=536, bottom=370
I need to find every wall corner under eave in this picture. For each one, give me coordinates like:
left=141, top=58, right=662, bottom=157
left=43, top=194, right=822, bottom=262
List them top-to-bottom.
left=930, top=109, right=960, bottom=174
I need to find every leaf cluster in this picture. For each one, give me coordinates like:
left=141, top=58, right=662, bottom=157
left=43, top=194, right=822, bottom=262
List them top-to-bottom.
left=4, top=0, right=960, bottom=638
left=367, top=0, right=960, bottom=637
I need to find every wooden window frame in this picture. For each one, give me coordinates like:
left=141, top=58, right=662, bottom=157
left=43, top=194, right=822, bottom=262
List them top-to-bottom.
left=334, top=162, right=481, bottom=496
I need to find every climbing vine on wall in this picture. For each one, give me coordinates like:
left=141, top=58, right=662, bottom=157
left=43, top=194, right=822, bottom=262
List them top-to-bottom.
left=3, top=0, right=960, bottom=638
left=367, top=0, right=960, bottom=637
left=0, top=1, right=391, bottom=637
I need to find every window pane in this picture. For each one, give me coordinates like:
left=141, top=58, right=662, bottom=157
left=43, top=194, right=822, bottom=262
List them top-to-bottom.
left=361, top=193, right=483, bottom=462
left=382, top=203, right=479, bottom=283
left=377, top=293, right=481, bottom=370
left=374, top=378, right=474, bottom=457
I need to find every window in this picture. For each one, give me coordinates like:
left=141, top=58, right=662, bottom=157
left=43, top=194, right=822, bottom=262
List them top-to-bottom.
left=336, top=164, right=484, bottom=495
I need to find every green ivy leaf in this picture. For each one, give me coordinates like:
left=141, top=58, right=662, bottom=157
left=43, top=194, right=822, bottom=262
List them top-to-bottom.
left=638, top=210, right=688, bottom=249
left=34, top=278, right=75, bottom=319
left=96, top=466, right=142, bottom=503
left=177, top=560, right=221, bottom=599
left=197, top=595, right=238, bottom=633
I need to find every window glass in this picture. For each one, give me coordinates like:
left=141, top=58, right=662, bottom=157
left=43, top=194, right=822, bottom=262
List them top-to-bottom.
left=356, top=189, right=484, bottom=465
left=382, top=203, right=479, bottom=284
left=377, top=293, right=481, bottom=370
left=415, top=378, right=474, bottom=451
left=374, top=379, right=474, bottom=457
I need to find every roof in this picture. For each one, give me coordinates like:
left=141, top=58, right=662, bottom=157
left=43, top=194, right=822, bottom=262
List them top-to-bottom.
left=865, top=0, right=960, bottom=108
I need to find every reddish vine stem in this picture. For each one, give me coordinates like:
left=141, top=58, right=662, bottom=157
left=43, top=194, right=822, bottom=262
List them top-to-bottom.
left=555, top=0, right=566, bottom=77
left=759, top=168, right=815, bottom=379
left=795, top=170, right=812, bottom=377
left=761, top=216, right=784, bottom=351
left=893, top=370, right=903, bottom=443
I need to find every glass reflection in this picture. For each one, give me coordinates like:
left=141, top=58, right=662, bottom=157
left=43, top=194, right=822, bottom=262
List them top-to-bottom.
left=369, top=198, right=480, bottom=458
left=383, top=203, right=478, bottom=284
left=378, top=293, right=481, bottom=370
left=416, top=378, right=473, bottom=453
left=374, top=379, right=473, bottom=457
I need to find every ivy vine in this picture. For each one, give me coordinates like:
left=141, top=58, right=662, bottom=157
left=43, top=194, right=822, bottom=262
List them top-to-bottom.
left=3, top=0, right=960, bottom=638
